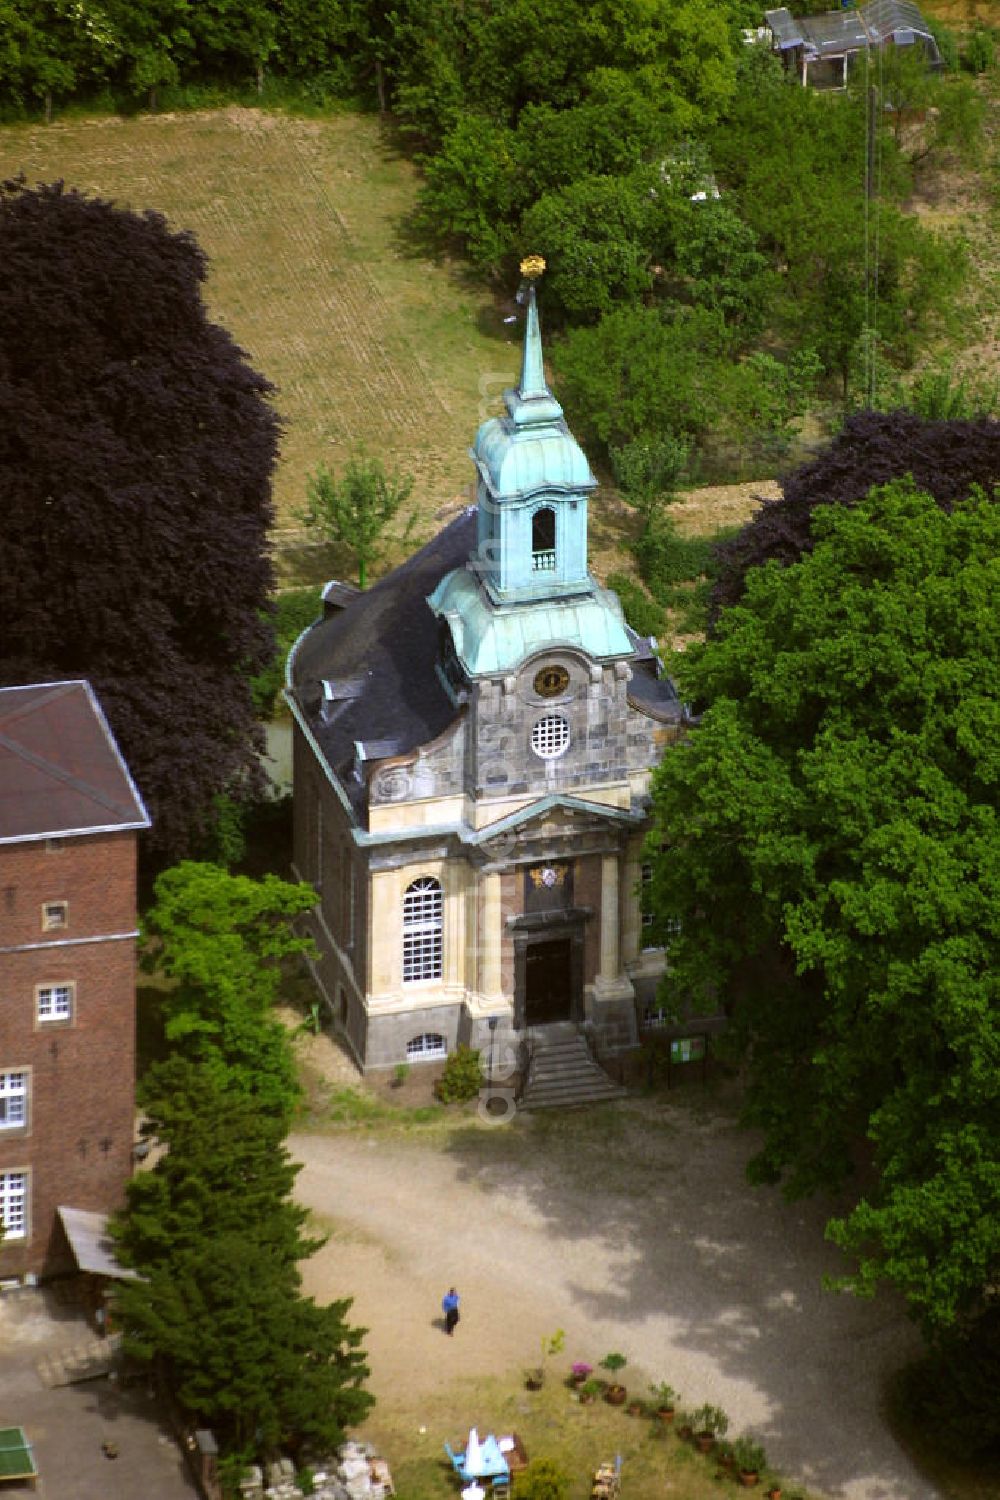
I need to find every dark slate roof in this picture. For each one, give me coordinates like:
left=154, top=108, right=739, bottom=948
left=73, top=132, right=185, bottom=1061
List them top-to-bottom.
left=289, top=511, right=475, bottom=791
left=627, top=657, right=685, bottom=722
left=0, top=680, right=151, bottom=843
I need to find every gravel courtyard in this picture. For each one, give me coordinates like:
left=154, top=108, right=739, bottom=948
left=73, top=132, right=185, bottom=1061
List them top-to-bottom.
left=291, top=1085, right=939, bottom=1500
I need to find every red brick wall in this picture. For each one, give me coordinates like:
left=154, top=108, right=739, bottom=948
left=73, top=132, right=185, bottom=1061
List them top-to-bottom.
left=0, top=831, right=137, bottom=1277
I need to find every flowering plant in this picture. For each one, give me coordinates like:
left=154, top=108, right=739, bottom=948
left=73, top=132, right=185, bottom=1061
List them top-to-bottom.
left=571, top=1362, right=593, bottom=1378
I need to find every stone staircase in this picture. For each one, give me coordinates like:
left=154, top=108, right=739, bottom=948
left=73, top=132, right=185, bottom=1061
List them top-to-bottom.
left=519, top=1025, right=627, bottom=1111
left=36, top=1331, right=122, bottom=1388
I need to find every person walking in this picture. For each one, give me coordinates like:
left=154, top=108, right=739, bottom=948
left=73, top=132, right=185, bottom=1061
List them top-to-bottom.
left=442, top=1287, right=460, bottom=1335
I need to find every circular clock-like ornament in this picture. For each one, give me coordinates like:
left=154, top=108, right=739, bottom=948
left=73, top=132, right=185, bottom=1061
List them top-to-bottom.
left=533, top=663, right=569, bottom=699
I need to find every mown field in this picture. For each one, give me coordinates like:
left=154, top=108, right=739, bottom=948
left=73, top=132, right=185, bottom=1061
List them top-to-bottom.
left=0, top=108, right=520, bottom=556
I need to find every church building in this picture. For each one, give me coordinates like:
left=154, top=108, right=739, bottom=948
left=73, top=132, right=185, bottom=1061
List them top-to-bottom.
left=287, top=272, right=686, bottom=1076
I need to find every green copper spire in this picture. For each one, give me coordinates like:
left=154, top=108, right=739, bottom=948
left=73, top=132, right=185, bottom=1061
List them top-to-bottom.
left=507, top=257, right=562, bottom=428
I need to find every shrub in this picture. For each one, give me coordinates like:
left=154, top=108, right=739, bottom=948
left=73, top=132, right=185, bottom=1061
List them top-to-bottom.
left=928, top=19, right=959, bottom=71
left=963, top=27, right=995, bottom=75
left=633, top=517, right=715, bottom=597
left=606, top=572, right=667, bottom=641
left=251, top=586, right=323, bottom=716
left=433, top=1045, right=483, bottom=1103
left=600, top=1352, right=627, bottom=1376
left=691, top=1404, right=729, bottom=1437
left=732, top=1436, right=767, bottom=1474
left=513, top=1459, right=570, bottom=1500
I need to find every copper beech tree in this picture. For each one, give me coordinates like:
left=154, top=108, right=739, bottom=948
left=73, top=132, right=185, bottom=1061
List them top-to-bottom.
left=0, top=178, right=279, bottom=861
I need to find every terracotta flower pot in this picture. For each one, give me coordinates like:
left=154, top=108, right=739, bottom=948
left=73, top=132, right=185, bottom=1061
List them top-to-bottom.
left=605, top=1384, right=627, bottom=1407
left=627, top=1401, right=644, bottom=1417
left=656, top=1407, right=675, bottom=1424
left=695, top=1433, right=715, bottom=1454
left=738, top=1471, right=760, bottom=1488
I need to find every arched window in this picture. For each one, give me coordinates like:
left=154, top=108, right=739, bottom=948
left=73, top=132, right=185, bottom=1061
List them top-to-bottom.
left=531, top=507, right=556, bottom=572
left=402, top=876, right=443, bottom=983
left=406, top=1032, right=447, bottom=1060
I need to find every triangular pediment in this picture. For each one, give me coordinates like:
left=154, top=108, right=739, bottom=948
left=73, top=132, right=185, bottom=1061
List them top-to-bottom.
left=473, top=794, right=639, bottom=858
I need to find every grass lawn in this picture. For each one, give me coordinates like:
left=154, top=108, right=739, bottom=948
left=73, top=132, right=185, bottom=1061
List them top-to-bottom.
left=358, top=1370, right=805, bottom=1500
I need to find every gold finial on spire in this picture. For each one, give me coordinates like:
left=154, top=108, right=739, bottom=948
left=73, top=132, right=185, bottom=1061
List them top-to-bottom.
left=519, top=254, right=546, bottom=281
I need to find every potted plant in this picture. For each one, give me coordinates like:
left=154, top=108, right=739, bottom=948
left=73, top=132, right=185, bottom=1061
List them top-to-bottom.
left=391, top=1062, right=410, bottom=1089
left=525, top=1328, right=565, bottom=1390
left=600, top=1352, right=628, bottom=1405
left=569, top=1361, right=593, bottom=1388
left=579, top=1378, right=602, bottom=1405
left=649, top=1383, right=677, bottom=1422
left=626, top=1396, right=645, bottom=1417
left=690, top=1404, right=729, bottom=1454
left=732, top=1437, right=767, bottom=1488
left=716, top=1439, right=735, bottom=1471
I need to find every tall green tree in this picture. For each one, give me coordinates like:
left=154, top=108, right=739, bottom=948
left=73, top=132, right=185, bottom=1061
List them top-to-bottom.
left=300, top=449, right=414, bottom=589
left=648, top=481, right=1000, bottom=1336
left=143, top=861, right=317, bottom=1120
left=122, top=1057, right=317, bottom=1269
left=114, top=1059, right=372, bottom=1463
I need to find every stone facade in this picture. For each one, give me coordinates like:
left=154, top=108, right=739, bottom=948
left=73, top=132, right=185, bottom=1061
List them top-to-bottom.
left=288, top=284, right=686, bottom=1075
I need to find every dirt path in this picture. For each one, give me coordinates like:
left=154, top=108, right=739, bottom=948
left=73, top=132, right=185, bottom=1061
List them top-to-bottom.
left=290, top=1093, right=938, bottom=1500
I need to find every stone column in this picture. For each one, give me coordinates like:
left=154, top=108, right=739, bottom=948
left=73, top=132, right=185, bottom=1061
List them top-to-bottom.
left=621, top=846, right=642, bottom=965
left=599, top=852, right=620, bottom=982
left=480, top=870, right=504, bottom=1001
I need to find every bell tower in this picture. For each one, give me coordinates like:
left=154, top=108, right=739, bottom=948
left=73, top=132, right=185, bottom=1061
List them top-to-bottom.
left=472, top=257, right=595, bottom=604
left=428, top=258, right=632, bottom=679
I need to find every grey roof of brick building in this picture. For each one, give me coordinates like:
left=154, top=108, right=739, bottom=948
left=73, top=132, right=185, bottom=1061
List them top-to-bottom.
left=0, top=680, right=150, bottom=843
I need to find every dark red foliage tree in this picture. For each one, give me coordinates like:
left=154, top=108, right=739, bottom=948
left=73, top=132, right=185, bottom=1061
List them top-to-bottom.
left=0, top=178, right=279, bottom=860
left=710, top=409, right=1000, bottom=622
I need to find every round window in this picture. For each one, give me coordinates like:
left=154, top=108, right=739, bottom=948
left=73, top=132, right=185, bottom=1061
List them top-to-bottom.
left=531, top=714, right=570, bottom=760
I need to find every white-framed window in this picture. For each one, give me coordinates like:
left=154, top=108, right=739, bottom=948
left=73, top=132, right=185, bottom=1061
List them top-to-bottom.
left=531, top=714, right=570, bottom=760
left=402, top=877, right=443, bottom=983
left=42, top=901, right=68, bottom=931
left=37, top=983, right=73, bottom=1022
left=644, top=1008, right=670, bottom=1029
left=406, top=1032, right=447, bottom=1060
left=0, top=1073, right=27, bottom=1129
left=0, top=1171, right=27, bottom=1239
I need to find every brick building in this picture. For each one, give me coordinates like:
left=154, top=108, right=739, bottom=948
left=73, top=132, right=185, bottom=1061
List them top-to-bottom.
left=287, top=280, right=696, bottom=1078
left=0, top=681, right=149, bottom=1279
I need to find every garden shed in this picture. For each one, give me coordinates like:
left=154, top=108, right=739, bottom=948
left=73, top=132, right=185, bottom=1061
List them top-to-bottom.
left=764, top=0, right=942, bottom=89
